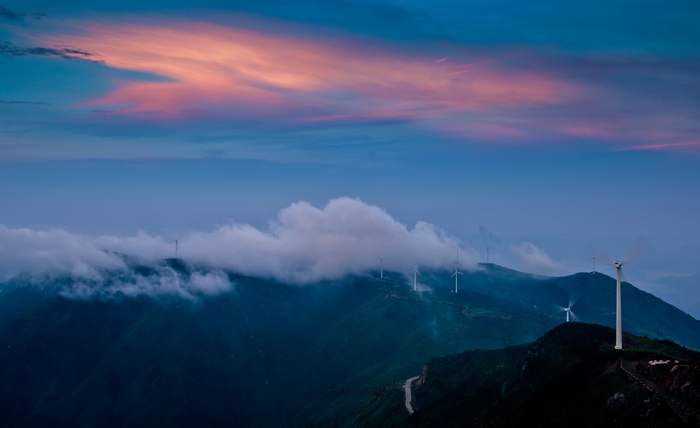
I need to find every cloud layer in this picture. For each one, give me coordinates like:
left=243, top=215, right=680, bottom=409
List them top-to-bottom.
left=2, top=13, right=698, bottom=160
left=19, top=17, right=586, bottom=147
left=40, top=20, right=571, bottom=119
left=0, top=198, right=478, bottom=290
left=510, top=242, right=564, bottom=276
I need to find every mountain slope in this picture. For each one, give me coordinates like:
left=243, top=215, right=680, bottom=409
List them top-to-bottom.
left=0, top=261, right=698, bottom=426
left=648, top=273, right=700, bottom=319
left=319, top=323, right=700, bottom=428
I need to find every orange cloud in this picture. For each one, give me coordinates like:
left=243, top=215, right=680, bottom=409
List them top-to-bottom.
left=39, top=20, right=577, bottom=121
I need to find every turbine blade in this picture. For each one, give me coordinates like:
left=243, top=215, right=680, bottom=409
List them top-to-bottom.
left=621, top=235, right=654, bottom=265
left=591, top=247, right=615, bottom=266
left=619, top=266, right=627, bottom=283
left=568, top=292, right=579, bottom=309
left=570, top=309, right=579, bottom=321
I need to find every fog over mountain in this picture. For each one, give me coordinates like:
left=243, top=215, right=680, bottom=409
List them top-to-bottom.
left=2, top=196, right=696, bottom=314
left=0, top=197, right=482, bottom=288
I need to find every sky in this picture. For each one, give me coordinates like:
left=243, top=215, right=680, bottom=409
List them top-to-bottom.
left=0, top=1, right=699, bottom=307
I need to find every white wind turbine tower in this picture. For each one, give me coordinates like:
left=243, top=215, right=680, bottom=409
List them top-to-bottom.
left=597, top=237, right=653, bottom=350
left=174, top=239, right=179, bottom=258
left=378, top=256, right=386, bottom=279
left=411, top=266, right=420, bottom=291
left=452, top=267, right=461, bottom=293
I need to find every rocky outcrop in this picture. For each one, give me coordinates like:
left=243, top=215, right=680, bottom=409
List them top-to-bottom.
left=635, top=359, right=700, bottom=411
left=670, top=363, right=700, bottom=406
left=413, top=365, right=428, bottom=389
left=606, top=392, right=627, bottom=409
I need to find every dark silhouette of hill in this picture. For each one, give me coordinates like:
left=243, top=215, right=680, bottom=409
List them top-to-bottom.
left=0, top=260, right=698, bottom=427
left=316, top=323, right=700, bottom=428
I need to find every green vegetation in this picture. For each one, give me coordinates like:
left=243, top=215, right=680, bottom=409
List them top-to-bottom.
left=0, top=262, right=697, bottom=427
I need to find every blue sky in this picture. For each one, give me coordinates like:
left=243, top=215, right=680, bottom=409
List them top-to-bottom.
left=0, top=0, right=699, bottom=307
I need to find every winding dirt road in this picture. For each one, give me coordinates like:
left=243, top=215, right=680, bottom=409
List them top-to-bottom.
left=404, top=375, right=421, bottom=415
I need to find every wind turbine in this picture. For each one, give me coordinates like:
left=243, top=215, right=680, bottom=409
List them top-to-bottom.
left=479, top=223, right=496, bottom=264
left=597, top=237, right=653, bottom=350
left=174, top=239, right=179, bottom=258
left=378, top=256, right=386, bottom=279
left=612, top=260, right=624, bottom=349
left=411, top=266, right=419, bottom=291
left=452, top=267, right=461, bottom=293
left=557, top=294, right=578, bottom=323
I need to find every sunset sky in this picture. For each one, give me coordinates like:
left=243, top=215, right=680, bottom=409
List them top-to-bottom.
left=1, top=0, right=699, bottom=287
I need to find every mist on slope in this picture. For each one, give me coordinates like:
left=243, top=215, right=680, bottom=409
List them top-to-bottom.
left=0, top=197, right=481, bottom=296
left=510, top=242, right=566, bottom=276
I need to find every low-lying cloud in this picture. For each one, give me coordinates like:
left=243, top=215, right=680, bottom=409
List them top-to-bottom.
left=0, top=198, right=479, bottom=293
left=510, top=242, right=564, bottom=276
left=52, top=267, right=232, bottom=300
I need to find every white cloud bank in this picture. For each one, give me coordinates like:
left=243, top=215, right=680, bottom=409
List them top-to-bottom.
left=0, top=197, right=479, bottom=288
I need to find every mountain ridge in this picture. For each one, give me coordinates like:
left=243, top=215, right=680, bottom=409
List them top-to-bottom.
left=0, top=261, right=698, bottom=427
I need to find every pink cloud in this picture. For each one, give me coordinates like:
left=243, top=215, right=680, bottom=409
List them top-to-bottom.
left=24, top=16, right=698, bottom=152
left=36, top=19, right=577, bottom=121
left=442, top=121, right=529, bottom=141
left=556, top=124, right=620, bottom=139
left=623, top=140, right=700, bottom=151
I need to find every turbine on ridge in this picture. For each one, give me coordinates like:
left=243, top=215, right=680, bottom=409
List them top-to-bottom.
left=596, top=236, right=653, bottom=350
left=378, top=256, right=386, bottom=279
left=411, top=266, right=420, bottom=292
left=452, top=267, right=461, bottom=293
left=558, top=296, right=578, bottom=323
